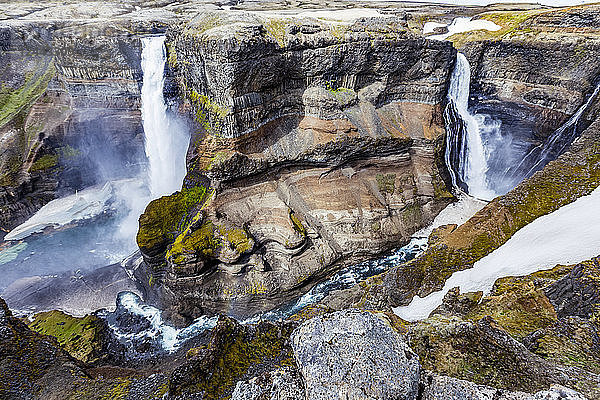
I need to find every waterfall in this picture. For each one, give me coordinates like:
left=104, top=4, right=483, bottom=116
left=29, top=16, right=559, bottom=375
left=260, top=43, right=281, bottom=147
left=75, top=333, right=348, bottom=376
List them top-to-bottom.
left=116, top=36, right=190, bottom=241
left=140, top=36, right=189, bottom=199
left=444, top=53, right=497, bottom=201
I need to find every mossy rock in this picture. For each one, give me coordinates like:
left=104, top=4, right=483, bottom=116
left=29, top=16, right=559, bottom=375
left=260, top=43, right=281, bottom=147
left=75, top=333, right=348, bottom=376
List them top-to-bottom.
left=0, top=62, right=56, bottom=129
left=136, top=185, right=212, bottom=256
left=166, top=218, right=254, bottom=265
left=27, top=310, right=107, bottom=365
left=409, top=315, right=586, bottom=394
left=169, top=316, right=297, bottom=399
left=525, top=317, right=600, bottom=375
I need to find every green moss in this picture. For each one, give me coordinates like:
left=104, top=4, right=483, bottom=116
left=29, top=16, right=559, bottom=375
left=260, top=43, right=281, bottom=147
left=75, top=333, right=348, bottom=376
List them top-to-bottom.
left=185, top=14, right=223, bottom=36
left=264, top=18, right=288, bottom=47
left=328, top=24, right=348, bottom=41
left=166, top=42, right=177, bottom=68
left=0, top=63, right=55, bottom=129
left=186, top=88, right=230, bottom=136
left=57, top=145, right=81, bottom=159
left=205, top=150, right=233, bottom=171
left=29, top=153, right=58, bottom=172
left=376, top=173, right=396, bottom=195
left=136, top=185, right=213, bottom=253
left=289, top=210, right=307, bottom=237
left=167, top=219, right=253, bottom=264
left=167, top=220, right=221, bottom=262
left=219, top=225, right=253, bottom=253
left=465, top=279, right=557, bottom=338
left=27, top=310, right=104, bottom=364
left=175, top=319, right=295, bottom=399
left=105, top=378, right=131, bottom=400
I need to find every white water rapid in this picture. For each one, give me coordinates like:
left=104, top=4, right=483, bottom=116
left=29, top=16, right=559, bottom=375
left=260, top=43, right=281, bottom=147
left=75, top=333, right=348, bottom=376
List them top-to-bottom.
left=141, top=36, right=189, bottom=199
left=445, top=53, right=498, bottom=201
left=394, top=186, right=600, bottom=321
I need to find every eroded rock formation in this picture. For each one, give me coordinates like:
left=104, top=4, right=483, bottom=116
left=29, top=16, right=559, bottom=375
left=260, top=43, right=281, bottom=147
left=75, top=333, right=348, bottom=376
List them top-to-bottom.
left=136, top=12, right=456, bottom=321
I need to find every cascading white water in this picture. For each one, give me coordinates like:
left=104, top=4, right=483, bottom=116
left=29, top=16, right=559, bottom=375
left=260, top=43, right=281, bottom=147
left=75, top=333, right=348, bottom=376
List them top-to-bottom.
left=116, top=36, right=190, bottom=241
left=141, top=36, right=189, bottom=199
left=445, top=53, right=497, bottom=201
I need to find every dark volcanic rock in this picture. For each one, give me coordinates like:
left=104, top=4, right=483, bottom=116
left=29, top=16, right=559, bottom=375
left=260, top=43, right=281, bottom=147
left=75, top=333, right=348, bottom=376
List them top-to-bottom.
left=544, top=256, right=600, bottom=320
left=0, top=297, right=87, bottom=399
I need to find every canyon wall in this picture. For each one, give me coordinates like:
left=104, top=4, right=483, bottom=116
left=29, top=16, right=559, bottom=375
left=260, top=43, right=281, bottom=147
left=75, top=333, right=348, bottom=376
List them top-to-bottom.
left=137, top=12, right=457, bottom=322
left=0, top=18, right=156, bottom=238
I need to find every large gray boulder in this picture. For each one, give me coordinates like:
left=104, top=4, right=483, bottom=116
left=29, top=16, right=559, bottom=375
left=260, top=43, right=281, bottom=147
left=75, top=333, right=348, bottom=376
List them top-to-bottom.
left=291, top=309, right=420, bottom=400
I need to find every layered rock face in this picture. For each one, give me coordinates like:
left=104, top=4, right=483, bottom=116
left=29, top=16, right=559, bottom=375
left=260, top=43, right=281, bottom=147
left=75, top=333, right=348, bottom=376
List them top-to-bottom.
left=137, top=12, right=456, bottom=321
left=0, top=18, right=150, bottom=238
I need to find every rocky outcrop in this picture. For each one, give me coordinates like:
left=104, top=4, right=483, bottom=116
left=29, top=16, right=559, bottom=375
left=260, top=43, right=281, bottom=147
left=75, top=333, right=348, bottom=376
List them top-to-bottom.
left=454, top=6, right=600, bottom=190
left=137, top=12, right=456, bottom=322
left=350, top=112, right=600, bottom=311
left=402, top=257, right=600, bottom=398
left=0, top=297, right=87, bottom=399
left=291, top=309, right=420, bottom=400
left=421, top=373, right=587, bottom=400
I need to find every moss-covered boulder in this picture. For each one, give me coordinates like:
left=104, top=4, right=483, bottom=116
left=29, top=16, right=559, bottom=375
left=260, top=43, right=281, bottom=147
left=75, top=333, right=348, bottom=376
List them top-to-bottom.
left=0, top=297, right=86, bottom=399
left=27, top=310, right=108, bottom=365
left=409, top=315, right=598, bottom=396
left=169, top=316, right=297, bottom=399
left=524, top=317, right=600, bottom=375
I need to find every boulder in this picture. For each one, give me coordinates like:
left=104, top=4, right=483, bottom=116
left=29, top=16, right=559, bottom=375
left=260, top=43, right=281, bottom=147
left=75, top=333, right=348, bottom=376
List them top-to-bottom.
left=291, top=309, right=420, bottom=400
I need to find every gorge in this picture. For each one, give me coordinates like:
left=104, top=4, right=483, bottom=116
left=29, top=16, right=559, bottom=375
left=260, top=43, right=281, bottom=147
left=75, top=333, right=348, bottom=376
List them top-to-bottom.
left=1, top=1, right=600, bottom=399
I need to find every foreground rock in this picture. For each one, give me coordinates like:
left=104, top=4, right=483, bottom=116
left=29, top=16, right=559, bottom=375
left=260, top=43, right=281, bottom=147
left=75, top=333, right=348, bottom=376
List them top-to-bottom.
left=406, top=257, right=600, bottom=398
left=0, top=297, right=86, bottom=399
left=291, top=309, right=420, bottom=400
left=422, top=373, right=587, bottom=400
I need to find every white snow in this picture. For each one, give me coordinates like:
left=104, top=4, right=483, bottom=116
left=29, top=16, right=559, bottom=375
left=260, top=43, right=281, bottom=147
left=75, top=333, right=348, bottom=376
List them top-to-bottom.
left=428, top=17, right=501, bottom=41
left=423, top=22, right=448, bottom=35
left=5, top=182, right=115, bottom=241
left=394, top=186, right=600, bottom=321
left=414, top=194, right=487, bottom=239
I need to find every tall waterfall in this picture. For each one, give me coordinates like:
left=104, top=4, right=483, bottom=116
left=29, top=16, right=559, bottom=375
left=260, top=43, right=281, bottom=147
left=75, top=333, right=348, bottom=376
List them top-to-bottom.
left=141, top=36, right=189, bottom=199
left=444, top=53, right=497, bottom=201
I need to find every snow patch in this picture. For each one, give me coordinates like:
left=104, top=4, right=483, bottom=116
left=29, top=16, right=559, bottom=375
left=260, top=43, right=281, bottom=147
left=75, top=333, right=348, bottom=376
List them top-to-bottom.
left=428, top=17, right=501, bottom=41
left=394, top=186, right=600, bottom=321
